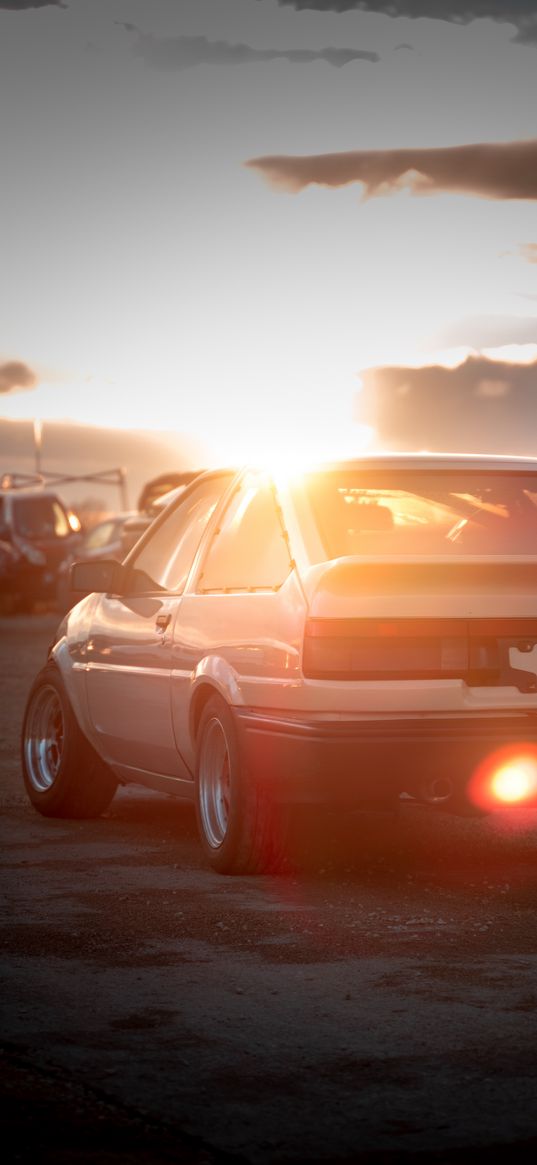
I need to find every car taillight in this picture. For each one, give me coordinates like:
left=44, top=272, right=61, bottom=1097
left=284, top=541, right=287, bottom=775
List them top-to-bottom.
left=303, top=617, right=537, bottom=685
left=303, top=618, right=469, bottom=680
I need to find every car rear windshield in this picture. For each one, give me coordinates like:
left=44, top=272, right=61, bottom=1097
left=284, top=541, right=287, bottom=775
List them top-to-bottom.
left=298, top=470, right=537, bottom=560
left=13, top=497, right=71, bottom=540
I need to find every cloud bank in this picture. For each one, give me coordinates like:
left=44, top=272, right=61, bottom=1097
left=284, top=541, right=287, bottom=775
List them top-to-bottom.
left=0, top=1, right=66, bottom=9
left=272, top=2, right=537, bottom=43
left=118, top=27, right=379, bottom=69
left=247, top=139, right=537, bottom=201
left=359, top=355, right=537, bottom=453
left=0, top=361, right=37, bottom=395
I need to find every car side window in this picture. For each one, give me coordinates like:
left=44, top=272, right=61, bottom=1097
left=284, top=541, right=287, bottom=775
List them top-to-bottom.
left=129, top=475, right=232, bottom=594
left=198, top=479, right=292, bottom=592
left=13, top=496, right=70, bottom=539
left=84, top=520, right=116, bottom=552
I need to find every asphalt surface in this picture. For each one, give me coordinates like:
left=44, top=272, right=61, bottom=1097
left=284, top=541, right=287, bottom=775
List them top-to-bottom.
left=1, top=613, right=537, bottom=1163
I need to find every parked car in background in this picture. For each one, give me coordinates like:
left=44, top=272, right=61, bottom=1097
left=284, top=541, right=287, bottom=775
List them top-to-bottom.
left=22, top=455, right=537, bottom=874
left=137, top=470, right=205, bottom=514
left=119, top=472, right=206, bottom=555
left=59, top=483, right=202, bottom=614
left=0, top=485, right=80, bottom=610
left=56, top=511, right=138, bottom=612
left=0, top=538, right=19, bottom=598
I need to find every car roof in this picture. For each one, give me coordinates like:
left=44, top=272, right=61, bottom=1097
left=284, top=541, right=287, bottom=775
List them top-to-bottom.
left=299, top=452, right=537, bottom=474
left=142, top=456, right=537, bottom=510
left=150, top=469, right=239, bottom=514
left=138, top=470, right=208, bottom=513
left=150, top=484, right=187, bottom=511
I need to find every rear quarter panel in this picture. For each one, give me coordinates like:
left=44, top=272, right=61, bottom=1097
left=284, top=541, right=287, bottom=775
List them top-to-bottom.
left=170, top=570, right=306, bottom=772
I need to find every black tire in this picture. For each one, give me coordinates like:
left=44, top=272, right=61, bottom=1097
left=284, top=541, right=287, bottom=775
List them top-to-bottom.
left=21, top=663, right=117, bottom=819
left=195, top=694, right=289, bottom=875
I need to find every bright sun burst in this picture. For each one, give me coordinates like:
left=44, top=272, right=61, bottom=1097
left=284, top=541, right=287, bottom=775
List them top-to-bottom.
left=490, top=760, right=537, bottom=804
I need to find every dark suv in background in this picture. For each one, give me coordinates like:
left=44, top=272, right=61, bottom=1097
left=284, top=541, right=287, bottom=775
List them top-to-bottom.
left=0, top=487, right=80, bottom=610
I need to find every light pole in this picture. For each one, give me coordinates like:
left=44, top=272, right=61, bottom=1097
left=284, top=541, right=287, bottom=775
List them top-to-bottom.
left=33, top=417, right=43, bottom=478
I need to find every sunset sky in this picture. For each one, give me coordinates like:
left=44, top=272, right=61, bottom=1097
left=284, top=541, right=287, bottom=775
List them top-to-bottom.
left=1, top=0, right=537, bottom=464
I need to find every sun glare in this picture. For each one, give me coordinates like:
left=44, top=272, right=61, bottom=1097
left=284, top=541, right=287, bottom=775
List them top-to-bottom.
left=199, top=381, right=376, bottom=472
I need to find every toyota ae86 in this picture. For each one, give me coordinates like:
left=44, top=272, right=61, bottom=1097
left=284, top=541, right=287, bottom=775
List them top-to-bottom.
left=21, top=455, right=537, bottom=874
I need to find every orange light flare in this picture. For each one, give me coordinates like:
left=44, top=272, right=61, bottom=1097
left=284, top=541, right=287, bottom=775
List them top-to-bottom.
left=468, top=745, right=537, bottom=813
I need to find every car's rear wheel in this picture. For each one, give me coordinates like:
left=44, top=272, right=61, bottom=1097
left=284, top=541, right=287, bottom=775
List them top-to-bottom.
left=21, top=663, right=117, bottom=818
left=195, top=694, right=288, bottom=875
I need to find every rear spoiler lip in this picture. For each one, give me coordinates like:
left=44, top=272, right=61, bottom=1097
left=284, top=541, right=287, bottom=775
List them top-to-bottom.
left=315, top=553, right=537, bottom=566
left=301, top=555, right=537, bottom=613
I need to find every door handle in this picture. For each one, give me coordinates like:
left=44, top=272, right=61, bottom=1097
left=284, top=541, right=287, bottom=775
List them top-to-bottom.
left=156, top=613, right=171, bottom=633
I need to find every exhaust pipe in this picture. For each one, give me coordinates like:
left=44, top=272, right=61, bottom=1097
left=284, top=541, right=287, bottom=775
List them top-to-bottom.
left=419, top=776, right=454, bottom=805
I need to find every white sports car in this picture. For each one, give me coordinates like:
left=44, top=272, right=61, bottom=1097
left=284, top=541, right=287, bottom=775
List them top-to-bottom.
left=22, top=455, right=537, bottom=873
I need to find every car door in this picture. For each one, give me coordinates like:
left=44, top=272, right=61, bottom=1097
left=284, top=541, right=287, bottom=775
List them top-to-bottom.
left=85, top=473, right=233, bottom=777
left=171, top=473, right=302, bottom=774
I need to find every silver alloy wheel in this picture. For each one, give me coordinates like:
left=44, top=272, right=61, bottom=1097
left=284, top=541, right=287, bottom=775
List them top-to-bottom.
left=24, top=685, right=65, bottom=793
left=198, top=715, right=231, bottom=849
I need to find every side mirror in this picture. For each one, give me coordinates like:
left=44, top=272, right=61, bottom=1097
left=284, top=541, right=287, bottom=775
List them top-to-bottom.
left=70, top=558, right=125, bottom=594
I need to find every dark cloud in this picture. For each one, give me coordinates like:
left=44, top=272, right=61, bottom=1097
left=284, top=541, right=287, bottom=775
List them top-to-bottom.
left=272, top=1, right=536, bottom=12
left=0, top=2, right=66, bottom=9
left=271, top=3, right=537, bottom=44
left=515, top=20, right=537, bottom=39
left=117, top=26, right=379, bottom=69
left=247, top=140, right=537, bottom=201
left=359, top=355, right=537, bottom=453
left=0, top=361, right=37, bottom=395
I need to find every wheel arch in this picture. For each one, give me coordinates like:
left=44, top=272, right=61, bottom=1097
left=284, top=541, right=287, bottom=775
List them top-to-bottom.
left=48, top=593, right=102, bottom=749
left=189, top=656, right=244, bottom=747
left=190, top=680, right=227, bottom=747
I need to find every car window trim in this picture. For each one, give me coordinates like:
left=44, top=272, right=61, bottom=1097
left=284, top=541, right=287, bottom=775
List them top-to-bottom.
left=121, top=470, right=237, bottom=597
left=195, top=471, right=295, bottom=595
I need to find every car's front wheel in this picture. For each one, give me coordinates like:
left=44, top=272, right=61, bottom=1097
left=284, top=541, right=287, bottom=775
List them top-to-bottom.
left=21, top=663, right=117, bottom=818
left=195, top=694, right=288, bottom=875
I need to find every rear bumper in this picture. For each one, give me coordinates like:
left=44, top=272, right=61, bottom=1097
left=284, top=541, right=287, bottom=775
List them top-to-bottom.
left=234, top=709, right=537, bottom=806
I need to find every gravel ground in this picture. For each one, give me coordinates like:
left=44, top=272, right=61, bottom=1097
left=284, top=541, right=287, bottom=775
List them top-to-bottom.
left=1, top=613, right=537, bottom=1163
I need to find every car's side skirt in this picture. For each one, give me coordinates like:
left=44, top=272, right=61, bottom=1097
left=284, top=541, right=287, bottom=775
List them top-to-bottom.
left=111, top=764, right=195, bottom=799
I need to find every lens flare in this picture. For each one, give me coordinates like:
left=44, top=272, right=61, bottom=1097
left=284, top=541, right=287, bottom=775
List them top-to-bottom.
left=468, top=745, right=537, bottom=811
left=490, top=761, right=537, bottom=804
